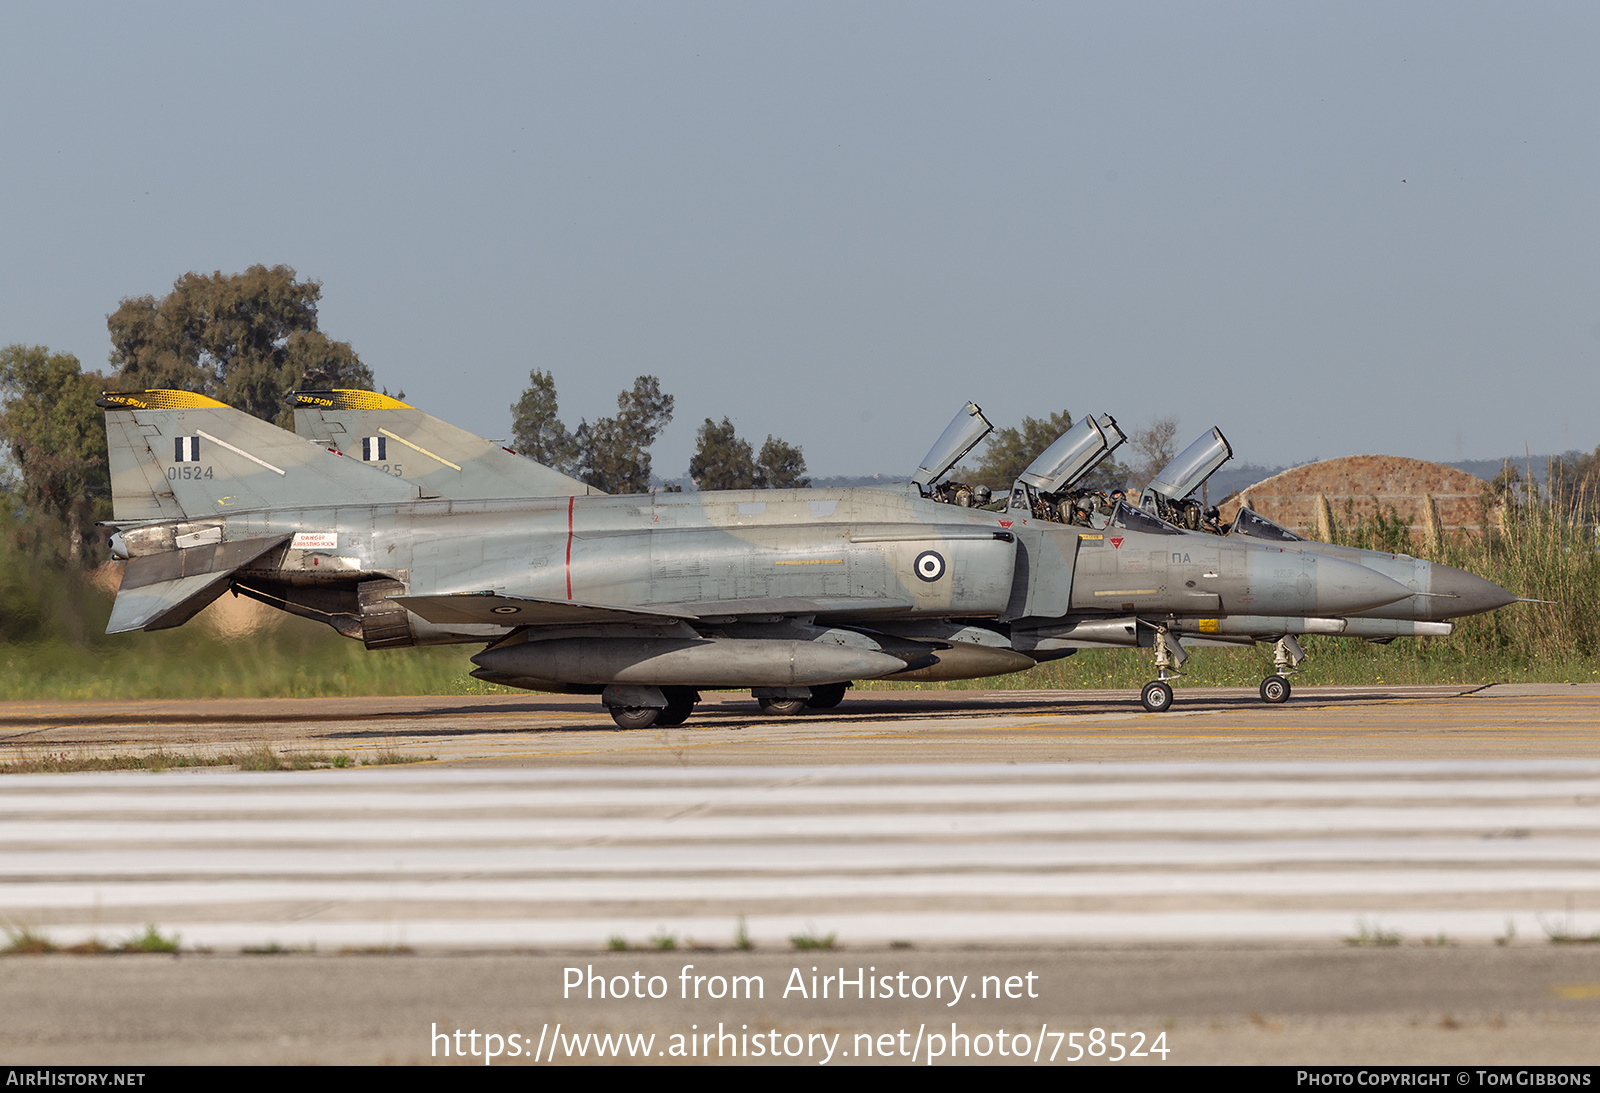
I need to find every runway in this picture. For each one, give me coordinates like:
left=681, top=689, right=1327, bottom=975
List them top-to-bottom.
left=3, top=682, right=1599, bottom=764
left=2, top=684, right=1597, bottom=1064
left=3, top=758, right=1598, bottom=951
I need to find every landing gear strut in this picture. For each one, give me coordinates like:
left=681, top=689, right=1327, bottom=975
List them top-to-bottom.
left=1139, top=625, right=1186, bottom=713
left=1259, top=636, right=1305, bottom=704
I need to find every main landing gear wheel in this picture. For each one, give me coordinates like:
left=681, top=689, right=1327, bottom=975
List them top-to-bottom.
left=1260, top=675, right=1291, bottom=704
left=1140, top=680, right=1174, bottom=713
left=806, top=683, right=850, bottom=710
left=655, top=688, right=698, bottom=727
left=757, top=696, right=808, bottom=716
left=610, top=706, right=659, bottom=730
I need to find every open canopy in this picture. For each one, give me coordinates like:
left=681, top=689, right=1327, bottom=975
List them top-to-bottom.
left=913, top=401, right=993, bottom=488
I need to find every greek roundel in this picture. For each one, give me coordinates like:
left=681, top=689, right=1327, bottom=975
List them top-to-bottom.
left=174, top=436, right=200, bottom=461
left=361, top=437, right=387, bottom=461
left=913, top=550, right=946, bottom=582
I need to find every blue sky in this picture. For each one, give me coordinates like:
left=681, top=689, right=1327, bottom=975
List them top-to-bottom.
left=3, top=2, right=1596, bottom=476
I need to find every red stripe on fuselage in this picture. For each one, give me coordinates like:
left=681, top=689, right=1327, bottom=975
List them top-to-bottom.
left=565, top=496, right=574, bottom=599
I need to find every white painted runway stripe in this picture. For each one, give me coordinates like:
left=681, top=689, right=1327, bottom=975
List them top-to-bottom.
left=7, top=757, right=1600, bottom=791
left=2, top=761, right=1596, bottom=946
left=3, top=779, right=1597, bottom=812
left=3, top=806, right=1596, bottom=844
left=0, top=838, right=1593, bottom=876
left=4, top=869, right=1600, bottom=908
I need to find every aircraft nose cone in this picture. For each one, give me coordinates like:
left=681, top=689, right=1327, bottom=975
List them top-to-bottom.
left=1314, top=556, right=1416, bottom=615
left=1428, top=564, right=1519, bottom=618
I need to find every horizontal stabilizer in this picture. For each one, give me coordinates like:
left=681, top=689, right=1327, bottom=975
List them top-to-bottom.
left=108, top=536, right=290, bottom=633
left=391, top=593, right=695, bottom=627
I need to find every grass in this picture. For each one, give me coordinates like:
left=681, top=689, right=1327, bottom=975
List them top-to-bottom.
left=0, top=746, right=433, bottom=774
left=368, top=748, right=429, bottom=766
left=0, top=749, right=236, bottom=774
left=1540, top=911, right=1600, bottom=945
left=733, top=916, right=752, bottom=951
left=1344, top=920, right=1402, bottom=947
left=4, top=924, right=179, bottom=955
left=4, top=925, right=57, bottom=954
left=120, top=925, right=179, bottom=953
left=789, top=930, right=837, bottom=951
left=1542, top=930, right=1600, bottom=945
left=650, top=931, right=678, bottom=951
left=606, top=935, right=629, bottom=951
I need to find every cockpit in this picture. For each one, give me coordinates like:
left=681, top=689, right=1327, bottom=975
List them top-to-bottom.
left=1002, top=413, right=1128, bottom=526
left=1140, top=427, right=1232, bottom=534
left=1104, top=499, right=1185, bottom=536
left=1230, top=507, right=1305, bottom=542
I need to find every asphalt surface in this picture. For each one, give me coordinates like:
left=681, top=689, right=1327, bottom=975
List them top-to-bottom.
left=3, top=682, right=1599, bottom=764
left=1, top=683, right=1597, bottom=1065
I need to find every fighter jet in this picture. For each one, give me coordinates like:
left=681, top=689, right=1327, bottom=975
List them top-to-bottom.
left=99, top=391, right=1421, bottom=723
left=1055, top=427, right=1520, bottom=706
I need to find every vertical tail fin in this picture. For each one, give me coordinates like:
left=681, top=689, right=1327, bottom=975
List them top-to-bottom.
left=289, top=389, right=602, bottom=500
left=99, top=390, right=421, bottom=521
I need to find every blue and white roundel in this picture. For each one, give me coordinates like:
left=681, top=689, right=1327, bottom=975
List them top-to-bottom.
left=914, top=550, right=946, bottom=582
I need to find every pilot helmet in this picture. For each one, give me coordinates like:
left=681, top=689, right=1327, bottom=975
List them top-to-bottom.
left=973, top=485, right=991, bottom=504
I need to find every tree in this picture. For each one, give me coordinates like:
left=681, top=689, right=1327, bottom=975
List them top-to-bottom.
left=106, top=264, right=372, bottom=425
left=0, top=346, right=110, bottom=563
left=510, top=369, right=579, bottom=472
left=574, top=376, right=675, bottom=494
left=968, top=410, right=1074, bottom=488
left=1129, top=415, right=1180, bottom=486
left=689, top=417, right=757, bottom=489
left=688, top=418, right=810, bottom=490
left=756, top=435, right=810, bottom=488
left=1076, top=451, right=1131, bottom=494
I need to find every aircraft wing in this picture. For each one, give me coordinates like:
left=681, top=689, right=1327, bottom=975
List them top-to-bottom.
left=392, top=592, right=919, bottom=627
left=655, top=595, right=914, bottom=619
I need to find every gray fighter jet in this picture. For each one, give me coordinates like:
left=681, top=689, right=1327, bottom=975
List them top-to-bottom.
left=99, top=391, right=1421, bottom=723
left=1079, top=427, right=1519, bottom=705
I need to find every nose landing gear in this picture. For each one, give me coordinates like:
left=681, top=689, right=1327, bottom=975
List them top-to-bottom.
left=1139, top=625, right=1187, bottom=713
left=1259, top=635, right=1305, bottom=704
left=1140, top=679, right=1174, bottom=713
